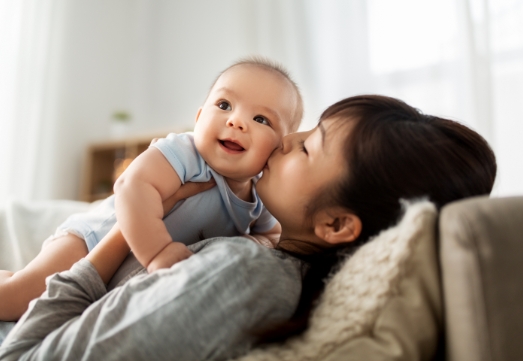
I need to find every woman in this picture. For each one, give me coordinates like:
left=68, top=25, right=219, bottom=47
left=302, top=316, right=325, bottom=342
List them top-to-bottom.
left=0, top=95, right=496, bottom=360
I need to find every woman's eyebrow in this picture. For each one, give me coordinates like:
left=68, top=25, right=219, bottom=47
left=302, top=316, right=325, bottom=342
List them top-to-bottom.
left=319, top=122, right=326, bottom=149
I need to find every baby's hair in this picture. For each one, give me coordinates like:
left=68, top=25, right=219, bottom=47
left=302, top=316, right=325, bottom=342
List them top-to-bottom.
left=210, top=56, right=303, bottom=133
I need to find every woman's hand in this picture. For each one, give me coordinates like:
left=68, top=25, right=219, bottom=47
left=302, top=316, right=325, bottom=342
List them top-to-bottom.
left=162, top=179, right=216, bottom=215
left=87, top=223, right=131, bottom=284
left=146, top=242, right=193, bottom=273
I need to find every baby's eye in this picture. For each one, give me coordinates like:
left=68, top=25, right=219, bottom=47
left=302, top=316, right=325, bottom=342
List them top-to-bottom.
left=218, top=101, right=232, bottom=111
left=253, top=115, right=269, bottom=126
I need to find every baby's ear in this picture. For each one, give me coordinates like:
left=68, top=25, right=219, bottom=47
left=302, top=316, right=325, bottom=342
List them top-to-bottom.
left=195, top=107, right=202, bottom=123
left=314, top=208, right=362, bottom=245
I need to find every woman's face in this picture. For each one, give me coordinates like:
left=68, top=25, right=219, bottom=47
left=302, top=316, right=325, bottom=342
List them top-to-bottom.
left=256, top=118, right=350, bottom=237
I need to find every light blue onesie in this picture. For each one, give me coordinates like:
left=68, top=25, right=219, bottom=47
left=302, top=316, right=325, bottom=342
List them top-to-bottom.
left=57, top=132, right=277, bottom=251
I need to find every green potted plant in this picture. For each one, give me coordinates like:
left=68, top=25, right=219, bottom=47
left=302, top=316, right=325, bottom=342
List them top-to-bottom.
left=110, top=110, right=132, bottom=139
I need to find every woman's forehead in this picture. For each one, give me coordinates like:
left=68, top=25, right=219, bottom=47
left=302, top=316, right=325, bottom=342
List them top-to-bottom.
left=319, top=117, right=355, bottom=141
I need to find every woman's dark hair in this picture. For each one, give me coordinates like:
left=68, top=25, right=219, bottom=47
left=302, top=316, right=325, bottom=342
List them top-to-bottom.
left=260, top=94, right=497, bottom=343
left=317, top=94, right=496, bottom=243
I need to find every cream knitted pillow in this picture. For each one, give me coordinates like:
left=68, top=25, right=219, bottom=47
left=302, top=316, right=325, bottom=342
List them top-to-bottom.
left=237, top=200, right=441, bottom=361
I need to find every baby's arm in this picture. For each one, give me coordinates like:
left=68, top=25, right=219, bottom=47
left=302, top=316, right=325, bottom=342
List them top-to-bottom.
left=114, top=146, right=187, bottom=272
left=90, top=180, right=217, bottom=279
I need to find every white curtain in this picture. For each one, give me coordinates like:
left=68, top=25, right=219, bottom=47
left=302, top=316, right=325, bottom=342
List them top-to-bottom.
left=0, top=0, right=64, bottom=202
left=0, top=0, right=521, bottom=200
left=293, top=0, right=523, bottom=196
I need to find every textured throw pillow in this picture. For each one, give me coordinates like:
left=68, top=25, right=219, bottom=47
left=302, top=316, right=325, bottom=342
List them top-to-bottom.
left=237, top=201, right=442, bottom=361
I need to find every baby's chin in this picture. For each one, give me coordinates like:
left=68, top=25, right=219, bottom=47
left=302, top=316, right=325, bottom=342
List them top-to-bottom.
left=208, top=163, right=262, bottom=183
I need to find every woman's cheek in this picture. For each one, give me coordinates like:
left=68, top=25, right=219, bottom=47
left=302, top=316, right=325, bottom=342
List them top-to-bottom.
left=279, top=158, right=300, bottom=178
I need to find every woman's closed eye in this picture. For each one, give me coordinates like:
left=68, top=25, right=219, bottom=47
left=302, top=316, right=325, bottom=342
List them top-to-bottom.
left=217, top=101, right=232, bottom=111
left=253, top=115, right=270, bottom=126
left=298, top=140, right=308, bottom=155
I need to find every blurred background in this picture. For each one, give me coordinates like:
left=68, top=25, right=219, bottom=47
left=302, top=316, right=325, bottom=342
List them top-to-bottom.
left=0, top=0, right=522, bottom=202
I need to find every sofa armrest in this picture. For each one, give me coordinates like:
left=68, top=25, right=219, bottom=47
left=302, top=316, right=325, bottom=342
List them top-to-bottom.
left=439, top=196, right=523, bottom=361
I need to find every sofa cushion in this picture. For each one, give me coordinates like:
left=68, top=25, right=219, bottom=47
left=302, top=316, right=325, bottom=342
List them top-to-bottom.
left=440, top=196, right=523, bottom=361
left=237, top=200, right=442, bottom=361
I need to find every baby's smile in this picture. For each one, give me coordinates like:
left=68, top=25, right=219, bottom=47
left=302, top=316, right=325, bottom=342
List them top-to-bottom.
left=219, top=139, right=245, bottom=153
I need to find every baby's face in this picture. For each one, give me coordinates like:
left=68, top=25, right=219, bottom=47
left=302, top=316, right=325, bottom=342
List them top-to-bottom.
left=194, top=65, right=298, bottom=182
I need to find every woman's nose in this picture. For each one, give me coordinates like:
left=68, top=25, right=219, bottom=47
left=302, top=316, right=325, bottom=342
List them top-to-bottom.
left=226, top=116, right=247, bottom=131
left=281, top=130, right=308, bottom=154
left=281, top=133, right=294, bottom=154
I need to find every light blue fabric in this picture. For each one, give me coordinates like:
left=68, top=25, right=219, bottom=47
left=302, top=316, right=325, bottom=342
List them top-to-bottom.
left=57, top=132, right=277, bottom=251
left=154, top=132, right=277, bottom=241
left=0, top=237, right=306, bottom=361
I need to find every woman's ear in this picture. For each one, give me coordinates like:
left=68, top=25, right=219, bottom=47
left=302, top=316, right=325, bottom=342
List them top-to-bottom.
left=195, top=107, right=202, bottom=123
left=314, top=209, right=362, bottom=245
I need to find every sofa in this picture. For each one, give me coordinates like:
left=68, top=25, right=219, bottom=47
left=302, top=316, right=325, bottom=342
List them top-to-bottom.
left=0, top=195, right=522, bottom=360
left=238, top=196, right=523, bottom=361
left=439, top=196, right=523, bottom=361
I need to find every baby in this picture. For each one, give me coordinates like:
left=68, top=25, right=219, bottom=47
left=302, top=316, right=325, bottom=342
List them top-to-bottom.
left=0, top=57, right=303, bottom=320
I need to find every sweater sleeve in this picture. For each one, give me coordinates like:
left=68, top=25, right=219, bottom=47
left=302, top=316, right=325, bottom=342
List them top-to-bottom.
left=0, top=238, right=304, bottom=361
left=0, top=259, right=107, bottom=360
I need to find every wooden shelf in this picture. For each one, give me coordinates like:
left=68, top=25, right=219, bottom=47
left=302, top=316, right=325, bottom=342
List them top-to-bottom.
left=79, top=132, right=171, bottom=202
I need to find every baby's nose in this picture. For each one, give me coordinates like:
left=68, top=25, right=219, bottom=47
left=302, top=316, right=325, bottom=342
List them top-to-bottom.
left=226, top=117, right=246, bottom=131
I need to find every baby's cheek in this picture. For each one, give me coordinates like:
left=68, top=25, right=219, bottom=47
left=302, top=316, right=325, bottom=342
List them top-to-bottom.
left=259, top=138, right=280, bottom=161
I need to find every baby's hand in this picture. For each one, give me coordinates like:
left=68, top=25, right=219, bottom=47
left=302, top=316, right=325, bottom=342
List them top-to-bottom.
left=146, top=242, right=193, bottom=273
